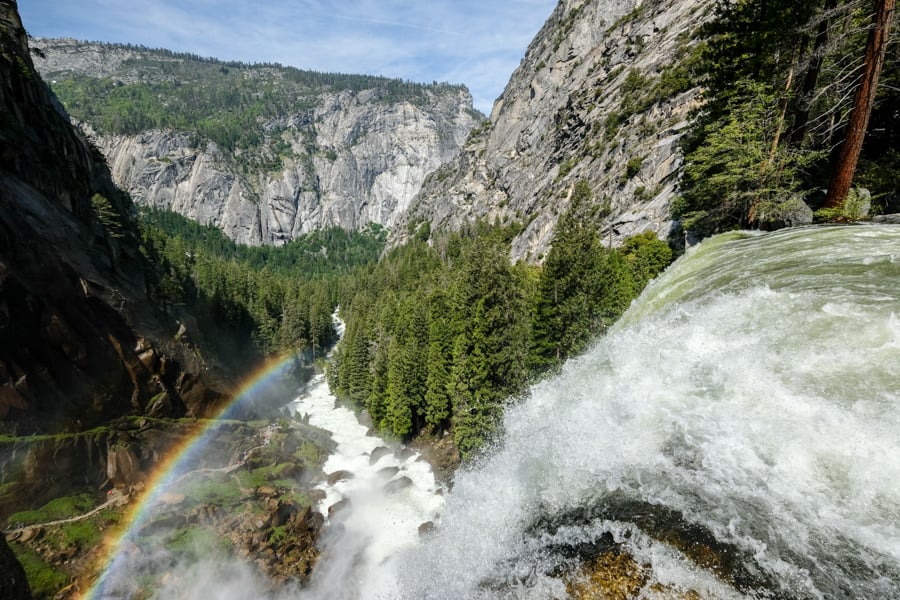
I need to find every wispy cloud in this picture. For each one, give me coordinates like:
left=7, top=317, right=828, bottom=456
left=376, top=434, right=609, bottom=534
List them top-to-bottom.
left=21, top=0, right=557, bottom=113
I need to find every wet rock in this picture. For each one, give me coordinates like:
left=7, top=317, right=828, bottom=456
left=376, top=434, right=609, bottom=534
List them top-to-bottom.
left=106, top=444, right=141, bottom=487
left=369, top=446, right=392, bottom=465
left=398, top=447, right=416, bottom=461
left=376, top=466, right=400, bottom=479
left=326, top=470, right=355, bottom=485
left=383, top=476, right=413, bottom=494
left=309, top=488, right=327, bottom=503
left=328, top=498, right=351, bottom=517
left=138, top=514, right=187, bottom=537
left=418, top=521, right=436, bottom=536
left=0, top=535, right=32, bottom=600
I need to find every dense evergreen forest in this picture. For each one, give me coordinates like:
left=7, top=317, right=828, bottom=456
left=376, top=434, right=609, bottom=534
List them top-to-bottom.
left=675, top=0, right=899, bottom=236
left=328, top=181, right=671, bottom=458
left=132, top=195, right=669, bottom=457
left=138, top=208, right=385, bottom=360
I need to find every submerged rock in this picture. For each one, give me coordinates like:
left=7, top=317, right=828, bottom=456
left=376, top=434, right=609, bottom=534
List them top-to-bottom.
left=368, top=446, right=392, bottom=465
left=376, top=466, right=400, bottom=479
left=326, top=470, right=355, bottom=485
left=383, top=476, right=414, bottom=494
left=418, top=521, right=436, bottom=537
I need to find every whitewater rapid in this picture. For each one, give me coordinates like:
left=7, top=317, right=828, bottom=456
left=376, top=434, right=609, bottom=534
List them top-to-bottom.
left=387, top=225, right=900, bottom=599
left=292, top=333, right=443, bottom=598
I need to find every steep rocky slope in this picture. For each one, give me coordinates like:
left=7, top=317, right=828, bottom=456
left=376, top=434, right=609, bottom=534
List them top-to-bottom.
left=398, top=0, right=713, bottom=259
left=0, top=3, right=228, bottom=435
left=33, top=39, right=482, bottom=246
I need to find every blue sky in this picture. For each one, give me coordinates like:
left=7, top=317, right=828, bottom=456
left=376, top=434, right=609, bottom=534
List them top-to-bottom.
left=20, top=0, right=557, bottom=114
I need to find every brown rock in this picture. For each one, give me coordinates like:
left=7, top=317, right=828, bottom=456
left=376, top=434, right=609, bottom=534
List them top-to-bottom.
left=106, top=444, right=141, bottom=487
left=326, top=470, right=354, bottom=485
left=328, top=498, right=351, bottom=517
left=418, top=521, right=436, bottom=536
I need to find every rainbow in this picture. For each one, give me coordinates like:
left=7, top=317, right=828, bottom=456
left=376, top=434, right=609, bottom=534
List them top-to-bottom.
left=83, top=352, right=304, bottom=600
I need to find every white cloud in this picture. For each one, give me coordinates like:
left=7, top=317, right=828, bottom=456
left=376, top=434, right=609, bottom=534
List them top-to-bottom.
left=22, top=0, right=556, bottom=113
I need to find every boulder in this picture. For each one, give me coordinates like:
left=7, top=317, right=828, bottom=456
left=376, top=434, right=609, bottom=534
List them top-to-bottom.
left=368, top=446, right=392, bottom=464
left=377, top=466, right=400, bottom=480
left=326, top=470, right=355, bottom=485
left=383, top=476, right=414, bottom=494
left=328, top=498, right=351, bottom=517
left=418, top=521, right=436, bottom=536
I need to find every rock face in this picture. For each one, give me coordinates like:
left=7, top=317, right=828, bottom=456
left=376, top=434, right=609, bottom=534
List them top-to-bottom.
left=397, top=0, right=713, bottom=260
left=0, top=2, right=228, bottom=434
left=33, top=39, right=482, bottom=246
left=0, top=535, right=31, bottom=600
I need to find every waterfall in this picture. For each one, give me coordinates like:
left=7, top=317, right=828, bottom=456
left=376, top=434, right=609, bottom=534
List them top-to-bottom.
left=387, top=225, right=900, bottom=599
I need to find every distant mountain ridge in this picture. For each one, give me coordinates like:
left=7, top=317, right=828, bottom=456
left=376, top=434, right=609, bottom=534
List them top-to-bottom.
left=33, top=37, right=482, bottom=246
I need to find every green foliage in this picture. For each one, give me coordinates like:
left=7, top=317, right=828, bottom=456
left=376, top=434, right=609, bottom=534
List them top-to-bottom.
left=676, top=0, right=899, bottom=238
left=675, top=79, right=816, bottom=236
left=625, top=156, right=643, bottom=179
left=557, top=157, right=577, bottom=180
left=529, top=181, right=662, bottom=374
left=813, top=188, right=870, bottom=222
left=91, top=193, right=124, bottom=239
left=331, top=204, right=670, bottom=458
left=138, top=208, right=385, bottom=356
left=621, top=231, right=674, bottom=290
left=179, top=476, right=242, bottom=506
left=7, top=492, right=98, bottom=526
left=164, top=526, right=229, bottom=559
left=11, top=544, right=69, bottom=598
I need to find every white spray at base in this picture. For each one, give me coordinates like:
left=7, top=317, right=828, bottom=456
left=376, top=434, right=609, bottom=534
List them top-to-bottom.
left=386, top=225, right=900, bottom=599
left=291, top=317, right=444, bottom=600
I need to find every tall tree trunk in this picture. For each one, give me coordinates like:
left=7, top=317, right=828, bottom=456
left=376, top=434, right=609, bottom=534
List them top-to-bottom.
left=790, top=0, right=840, bottom=147
left=824, top=0, right=896, bottom=209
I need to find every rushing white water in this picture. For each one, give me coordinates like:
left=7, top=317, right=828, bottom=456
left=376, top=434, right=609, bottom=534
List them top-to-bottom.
left=388, top=225, right=900, bottom=599
left=292, top=369, right=443, bottom=598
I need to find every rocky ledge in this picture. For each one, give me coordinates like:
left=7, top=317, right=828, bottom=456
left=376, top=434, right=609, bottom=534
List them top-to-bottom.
left=2, top=418, right=335, bottom=598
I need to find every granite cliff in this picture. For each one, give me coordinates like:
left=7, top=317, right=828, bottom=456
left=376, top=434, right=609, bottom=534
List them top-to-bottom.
left=0, top=0, right=230, bottom=450
left=398, top=0, right=712, bottom=259
left=33, top=39, right=482, bottom=246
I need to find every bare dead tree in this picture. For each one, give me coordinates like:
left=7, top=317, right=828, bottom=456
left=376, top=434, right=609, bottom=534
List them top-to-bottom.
left=824, top=0, right=896, bottom=208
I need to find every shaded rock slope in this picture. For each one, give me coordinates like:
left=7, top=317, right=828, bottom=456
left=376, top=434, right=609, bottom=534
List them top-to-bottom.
left=0, top=0, right=229, bottom=436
